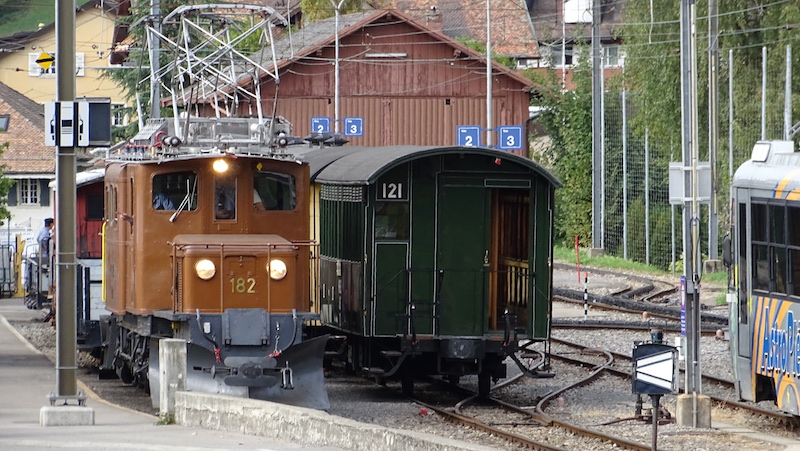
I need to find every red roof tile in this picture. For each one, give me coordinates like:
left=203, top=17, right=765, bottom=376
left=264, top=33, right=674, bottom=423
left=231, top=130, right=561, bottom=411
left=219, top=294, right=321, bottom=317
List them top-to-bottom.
left=392, top=0, right=539, bottom=58
left=0, top=82, right=55, bottom=174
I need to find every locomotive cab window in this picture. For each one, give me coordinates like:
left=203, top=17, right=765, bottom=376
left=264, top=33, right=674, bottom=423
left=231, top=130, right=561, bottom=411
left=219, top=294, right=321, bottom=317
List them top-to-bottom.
left=152, top=171, right=197, bottom=212
left=254, top=171, right=295, bottom=211
left=215, top=176, right=237, bottom=219
left=106, top=185, right=117, bottom=225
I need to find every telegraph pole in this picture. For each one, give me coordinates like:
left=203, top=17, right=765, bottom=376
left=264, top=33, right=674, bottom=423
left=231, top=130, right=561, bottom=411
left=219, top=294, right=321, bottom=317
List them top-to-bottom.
left=40, top=0, right=94, bottom=426
left=55, top=0, right=78, bottom=402
left=149, top=0, right=160, bottom=119
left=331, top=0, right=346, bottom=134
left=485, top=0, right=492, bottom=147
left=591, top=0, right=603, bottom=251
left=677, top=0, right=711, bottom=428
left=708, top=0, right=719, bottom=260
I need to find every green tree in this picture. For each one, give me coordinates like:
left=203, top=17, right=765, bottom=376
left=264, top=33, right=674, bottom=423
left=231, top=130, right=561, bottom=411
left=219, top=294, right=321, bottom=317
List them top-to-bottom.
left=300, top=0, right=362, bottom=23
left=621, top=1, right=800, bottom=184
left=456, top=37, right=516, bottom=70
left=527, top=60, right=595, bottom=247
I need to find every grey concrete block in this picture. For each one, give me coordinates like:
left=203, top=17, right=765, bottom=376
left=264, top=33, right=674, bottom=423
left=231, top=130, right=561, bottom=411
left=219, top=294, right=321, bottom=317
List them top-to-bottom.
left=587, top=248, right=605, bottom=258
left=159, top=338, right=187, bottom=418
left=175, top=392, right=499, bottom=451
left=675, top=393, right=712, bottom=428
left=39, top=406, right=95, bottom=427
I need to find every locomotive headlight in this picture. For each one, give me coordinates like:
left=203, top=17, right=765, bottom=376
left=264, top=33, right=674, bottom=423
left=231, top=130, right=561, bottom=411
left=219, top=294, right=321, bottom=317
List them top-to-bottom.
left=212, top=159, right=229, bottom=173
left=195, top=259, right=216, bottom=280
left=268, top=259, right=287, bottom=280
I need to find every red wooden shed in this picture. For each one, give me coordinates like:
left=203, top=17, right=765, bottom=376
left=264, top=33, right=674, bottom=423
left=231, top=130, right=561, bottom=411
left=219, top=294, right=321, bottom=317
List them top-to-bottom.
left=212, top=8, right=536, bottom=155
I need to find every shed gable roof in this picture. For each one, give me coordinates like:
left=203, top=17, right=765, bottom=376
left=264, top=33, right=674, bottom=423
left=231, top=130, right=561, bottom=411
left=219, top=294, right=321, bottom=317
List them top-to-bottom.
left=260, top=8, right=533, bottom=88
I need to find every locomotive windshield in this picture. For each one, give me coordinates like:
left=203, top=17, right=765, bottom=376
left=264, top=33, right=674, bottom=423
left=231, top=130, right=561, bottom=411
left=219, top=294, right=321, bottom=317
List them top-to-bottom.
left=152, top=171, right=197, bottom=212
left=254, top=171, right=296, bottom=211
left=215, top=176, right=237, bottom=220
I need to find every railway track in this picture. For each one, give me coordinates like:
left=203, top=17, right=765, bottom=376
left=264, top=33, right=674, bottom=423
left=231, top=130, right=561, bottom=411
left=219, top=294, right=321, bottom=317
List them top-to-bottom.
left=550, top=337, right=799, bottom=426
left=410, top=351, right=658, bottom=451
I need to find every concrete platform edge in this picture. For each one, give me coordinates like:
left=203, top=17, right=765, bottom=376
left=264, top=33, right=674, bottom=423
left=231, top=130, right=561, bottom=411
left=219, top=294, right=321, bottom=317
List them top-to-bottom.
left=175, top=391, right=499, bottom=451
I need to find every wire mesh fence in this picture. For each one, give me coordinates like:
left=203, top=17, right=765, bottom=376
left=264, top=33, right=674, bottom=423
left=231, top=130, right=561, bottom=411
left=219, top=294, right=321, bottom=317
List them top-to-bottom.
left=536, top=43, right=797, bottom=272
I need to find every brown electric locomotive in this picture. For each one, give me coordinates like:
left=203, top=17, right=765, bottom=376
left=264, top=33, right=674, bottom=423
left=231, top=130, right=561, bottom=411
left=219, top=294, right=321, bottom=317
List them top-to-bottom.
left=99, top=116, right=328, bottom=409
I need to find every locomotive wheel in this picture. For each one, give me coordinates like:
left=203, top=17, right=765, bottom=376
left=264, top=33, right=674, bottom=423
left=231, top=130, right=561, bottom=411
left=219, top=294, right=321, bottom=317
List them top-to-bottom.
left=117, top=362, right=134, bottom=385
left=447, top=375, right=460, bottom=385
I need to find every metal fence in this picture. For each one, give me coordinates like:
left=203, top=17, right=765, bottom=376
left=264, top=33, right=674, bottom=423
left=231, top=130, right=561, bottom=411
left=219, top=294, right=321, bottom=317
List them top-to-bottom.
left=538, top=43, right=796, bottom=271
left=0, top=244, right=17, bottom=297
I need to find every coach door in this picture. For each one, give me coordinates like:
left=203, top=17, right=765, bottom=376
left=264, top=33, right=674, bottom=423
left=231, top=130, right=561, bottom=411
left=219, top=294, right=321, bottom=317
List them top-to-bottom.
left=436, top=178, right=490, bottom=336
left=735, top=189, right=751, bottom=360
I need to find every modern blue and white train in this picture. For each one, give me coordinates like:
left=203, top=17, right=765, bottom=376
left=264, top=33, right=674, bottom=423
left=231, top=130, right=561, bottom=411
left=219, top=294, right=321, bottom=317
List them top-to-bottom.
left=727, top=139, right=800, bottom=415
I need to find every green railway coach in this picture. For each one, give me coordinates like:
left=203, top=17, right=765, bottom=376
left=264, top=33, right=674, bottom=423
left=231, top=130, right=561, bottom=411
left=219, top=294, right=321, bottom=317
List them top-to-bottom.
left=300, top=145, right=561, bottom=395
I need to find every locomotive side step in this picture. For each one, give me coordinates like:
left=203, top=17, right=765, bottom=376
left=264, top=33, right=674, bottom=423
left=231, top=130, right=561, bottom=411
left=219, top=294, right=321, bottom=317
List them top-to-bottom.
left=380, top=350, right=403, bottom=358
left=363, top=367, right=386, bottom=376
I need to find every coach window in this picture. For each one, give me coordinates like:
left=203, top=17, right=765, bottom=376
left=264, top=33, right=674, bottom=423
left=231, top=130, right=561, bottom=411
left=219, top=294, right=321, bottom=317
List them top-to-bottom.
left=254, top=171, right=295, bottom=211
left=87, top=193, right=103, bottom=220
left=375, top=202, right=409, bottom=240
left=751, top=202, right=770, bottom=292
left=770, top=204, right=787, bottom=294
left=789, top=206, right=800, bottom=297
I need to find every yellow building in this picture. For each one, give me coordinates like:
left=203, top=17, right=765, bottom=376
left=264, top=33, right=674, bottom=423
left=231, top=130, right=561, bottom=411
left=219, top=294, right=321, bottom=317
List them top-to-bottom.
left=0, top=0, right=128, bottom=123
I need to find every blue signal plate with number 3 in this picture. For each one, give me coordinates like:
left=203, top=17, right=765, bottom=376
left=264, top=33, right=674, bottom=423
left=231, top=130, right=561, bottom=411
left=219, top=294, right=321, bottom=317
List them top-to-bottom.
left=498, top=126, right=523, bottom=151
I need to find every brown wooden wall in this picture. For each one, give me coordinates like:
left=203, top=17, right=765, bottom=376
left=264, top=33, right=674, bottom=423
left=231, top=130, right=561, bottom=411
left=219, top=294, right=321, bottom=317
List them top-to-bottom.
left=239, top=18, right=532, bottom=155
left=76, top=182, right=104, bottom=258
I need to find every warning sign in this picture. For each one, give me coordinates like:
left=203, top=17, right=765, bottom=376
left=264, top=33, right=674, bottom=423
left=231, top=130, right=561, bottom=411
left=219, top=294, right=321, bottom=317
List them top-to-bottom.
left=35, top=52, right=55, bottom=71
left=632, top=343, right=678, bottom=395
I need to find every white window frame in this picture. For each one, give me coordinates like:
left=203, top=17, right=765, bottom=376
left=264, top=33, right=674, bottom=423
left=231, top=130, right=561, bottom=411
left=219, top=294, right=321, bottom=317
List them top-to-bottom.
left=550, top=45, right=574, bottom=67
left=603, top=45, right=622, bottom=68
left=28, top=53, right=85, bottom=78
left=516, top=58, right=540, bottom=70
left=111, top=103, right=127, bottom=126
left=17, top=179, right=39, bottom=205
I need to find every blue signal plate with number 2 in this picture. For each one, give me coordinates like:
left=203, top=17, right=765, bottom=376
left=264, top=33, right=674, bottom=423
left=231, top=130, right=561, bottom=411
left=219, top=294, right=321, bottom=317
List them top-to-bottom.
left=457, top=126, right=481, bottom=147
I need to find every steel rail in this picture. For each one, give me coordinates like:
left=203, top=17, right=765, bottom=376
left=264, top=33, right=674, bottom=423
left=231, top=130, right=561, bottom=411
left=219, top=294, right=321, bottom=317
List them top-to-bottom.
left=551, top=339, right=797, bottom=424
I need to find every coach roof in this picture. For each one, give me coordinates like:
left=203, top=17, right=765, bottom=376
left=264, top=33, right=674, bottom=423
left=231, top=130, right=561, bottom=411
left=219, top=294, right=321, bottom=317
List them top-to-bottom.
left=295, top=145, right=561, bottom=188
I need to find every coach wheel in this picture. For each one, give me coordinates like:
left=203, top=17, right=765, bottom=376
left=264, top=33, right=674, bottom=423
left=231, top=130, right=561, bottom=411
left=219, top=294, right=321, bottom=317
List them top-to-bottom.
left=346, top=342, right=360, bottom=374
left=401, top=363, right=414, bottom=396
left=478, top=369, right=491, bottom=398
